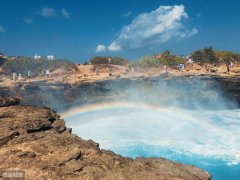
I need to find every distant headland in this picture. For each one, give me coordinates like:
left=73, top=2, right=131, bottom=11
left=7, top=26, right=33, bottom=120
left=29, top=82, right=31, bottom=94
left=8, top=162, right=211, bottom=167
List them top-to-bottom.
left=0, top=47, right=240, bottom=88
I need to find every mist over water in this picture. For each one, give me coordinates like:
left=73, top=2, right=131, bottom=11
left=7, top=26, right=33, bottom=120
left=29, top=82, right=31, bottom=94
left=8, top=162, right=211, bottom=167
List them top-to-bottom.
left=61, top=76, right=240, bottom=180
left=66, top=106, right=240, bottom=163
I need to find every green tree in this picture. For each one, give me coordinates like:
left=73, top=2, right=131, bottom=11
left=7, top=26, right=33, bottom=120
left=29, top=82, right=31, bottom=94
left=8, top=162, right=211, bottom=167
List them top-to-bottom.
left=191, top=47, right=218, bottom=64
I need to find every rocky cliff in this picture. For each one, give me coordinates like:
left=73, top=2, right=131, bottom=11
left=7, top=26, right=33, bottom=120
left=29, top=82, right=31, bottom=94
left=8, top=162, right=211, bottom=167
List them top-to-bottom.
left=0, top=97, right=211, bottom=179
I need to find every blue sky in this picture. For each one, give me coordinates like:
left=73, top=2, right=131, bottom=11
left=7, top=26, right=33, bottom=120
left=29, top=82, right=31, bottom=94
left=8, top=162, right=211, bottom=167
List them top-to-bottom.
left=0, top=0, right=240, bottom=63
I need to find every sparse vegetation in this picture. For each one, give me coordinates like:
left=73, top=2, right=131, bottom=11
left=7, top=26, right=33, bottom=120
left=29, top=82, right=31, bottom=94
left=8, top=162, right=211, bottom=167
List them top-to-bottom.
left=190, top=47, right=218, bottom=65
left=190, top=47, right=240, bottom=65
left=214, top=50, right=240, bottom=64
left=129, top=51, right=185, bottom=69
left=90, top=56, right=128, bottom=66
left=90, top=56, right=129, bottom=70
left=1, top=57, right=77, bottom=76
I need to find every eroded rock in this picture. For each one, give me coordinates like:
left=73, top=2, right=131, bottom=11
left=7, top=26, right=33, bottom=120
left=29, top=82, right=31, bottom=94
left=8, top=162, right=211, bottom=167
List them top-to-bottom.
left=0, top=97, right=20, bottom=107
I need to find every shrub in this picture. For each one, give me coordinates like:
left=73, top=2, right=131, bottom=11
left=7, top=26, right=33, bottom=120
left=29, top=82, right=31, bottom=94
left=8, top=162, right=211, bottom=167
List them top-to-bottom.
left=191, top=47, right=218, bottom=64
left=191, top=47, right=240, bottom=65
left=215, top=50, right=240, bottom=64
left=129, top=51, right=185, bottom=69
left=90, top=56, right=128, bottom=66
left=128, top=56, right=159, bottom=70
left=2, top=57, right=76, bottom=76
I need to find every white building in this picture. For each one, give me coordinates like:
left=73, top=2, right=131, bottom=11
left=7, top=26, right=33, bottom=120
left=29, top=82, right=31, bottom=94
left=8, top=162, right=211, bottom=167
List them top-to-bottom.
left=34, top=54, right=41, bottom=60
left=47, top=55, right=54, bottom=60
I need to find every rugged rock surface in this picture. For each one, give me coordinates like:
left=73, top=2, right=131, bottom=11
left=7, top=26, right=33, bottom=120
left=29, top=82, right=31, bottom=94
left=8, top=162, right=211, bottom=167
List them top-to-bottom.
left=0, top=97, right=20, bottom=107
left=0, top=98, right=211, bottom=179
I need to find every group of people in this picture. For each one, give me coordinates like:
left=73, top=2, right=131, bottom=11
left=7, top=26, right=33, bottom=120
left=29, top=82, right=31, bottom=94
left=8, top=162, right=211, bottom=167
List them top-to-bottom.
left=204, top=61, right=235, bottom=73
left=226, top=61, right=235, bottom=72
left=125, top=67, right=135, bottom=73
left=94, top=68, right=99, bottom=76
left=12, top=70, right=51, bottom=81
left=12, top=71, right=31, bottom=81
left=12, top=72, right=22, bottom=81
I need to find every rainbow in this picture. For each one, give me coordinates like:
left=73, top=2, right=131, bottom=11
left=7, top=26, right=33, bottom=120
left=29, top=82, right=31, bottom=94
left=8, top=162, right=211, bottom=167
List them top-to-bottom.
left=59, top=101, right=225, bottom=131
left=60, top=101, right=165, bottom=118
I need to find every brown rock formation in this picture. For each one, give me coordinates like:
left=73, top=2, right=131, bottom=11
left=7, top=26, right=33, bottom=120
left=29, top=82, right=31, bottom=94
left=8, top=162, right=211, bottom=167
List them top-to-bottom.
left=0, top=97, right=20, bottom=107
left=0, top=98, right=211, bottom=179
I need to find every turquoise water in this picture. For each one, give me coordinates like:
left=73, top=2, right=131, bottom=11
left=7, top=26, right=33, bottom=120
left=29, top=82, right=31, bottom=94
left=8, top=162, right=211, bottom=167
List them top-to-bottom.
left=65, top=107, right=240, bottom=179
left=114, top=146, right=240, bottom=180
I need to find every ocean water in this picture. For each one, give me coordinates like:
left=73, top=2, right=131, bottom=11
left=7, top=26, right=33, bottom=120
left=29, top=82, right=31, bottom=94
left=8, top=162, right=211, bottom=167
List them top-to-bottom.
left=64, top=105, right=240, bottom=179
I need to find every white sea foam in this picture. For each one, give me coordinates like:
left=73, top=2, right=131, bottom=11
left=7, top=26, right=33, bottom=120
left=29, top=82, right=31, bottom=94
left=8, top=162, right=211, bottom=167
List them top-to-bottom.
left=65, top=106, right=240, bottom=165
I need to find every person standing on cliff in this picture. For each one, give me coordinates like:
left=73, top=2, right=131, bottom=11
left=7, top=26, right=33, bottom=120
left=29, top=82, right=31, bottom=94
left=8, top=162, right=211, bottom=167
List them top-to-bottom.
left=226, top=63, right=230, bottom=72
left=205, top=64, right=209, bottom=72
left=164, top=65, right=168, bottom=75
left=131, top=67, right=134, bottom=73
left=95, top=68, right=99, bottom=76
left=46, top=70, right=50, bottom=77
left=27, top=71, right=31, bottom=81
left=12, top=72, right=17, bottom=81
left=18, top=73, right=22, bottom=81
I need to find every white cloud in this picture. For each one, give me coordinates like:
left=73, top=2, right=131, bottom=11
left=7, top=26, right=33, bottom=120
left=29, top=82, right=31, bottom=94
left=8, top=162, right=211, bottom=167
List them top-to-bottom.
left=98, top=5, right=198, bottom=52
left=41, top=7, right=56, bottom=17
left=61, top=9, right=70, bottom=19
left=123, top=11, right=132, bottom=17
left=196, top=13, right=201, bottom=18
left=24, top=18, right=33, bottom=24
left=0, top=25, right=5, bottom=32
left=186, top=28, right=198, bottom=37
left=108, top=42, right=121, bottom=51
left=96, top=45, right=107, bottom=52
